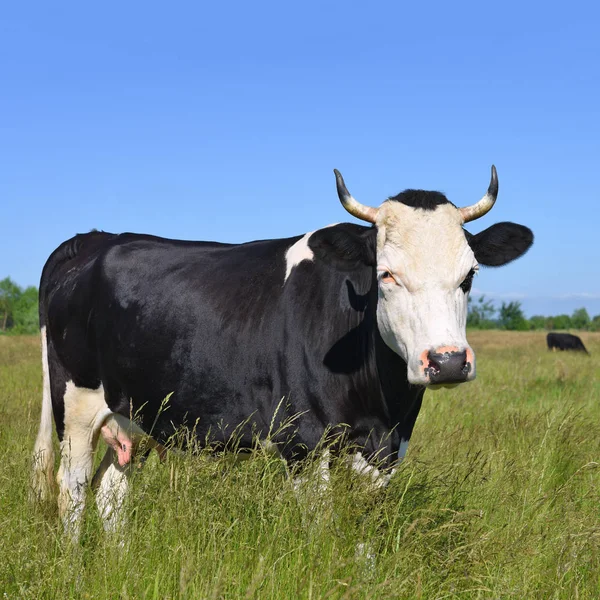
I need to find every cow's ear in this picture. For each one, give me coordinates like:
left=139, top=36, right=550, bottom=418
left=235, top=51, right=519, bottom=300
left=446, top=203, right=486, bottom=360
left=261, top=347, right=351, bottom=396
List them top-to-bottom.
left=465, top=222, right=533, bottom=267
left=309, top=224, right=376, bottom=271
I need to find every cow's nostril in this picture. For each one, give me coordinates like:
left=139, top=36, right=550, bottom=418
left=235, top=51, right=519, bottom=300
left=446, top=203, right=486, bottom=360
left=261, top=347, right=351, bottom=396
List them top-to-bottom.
left=427, top=357, right=441, bottom=377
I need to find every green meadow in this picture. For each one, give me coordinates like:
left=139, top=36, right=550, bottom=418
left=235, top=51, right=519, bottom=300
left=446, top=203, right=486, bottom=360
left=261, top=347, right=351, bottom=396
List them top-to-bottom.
left=1, top=331, right=599, bottom=599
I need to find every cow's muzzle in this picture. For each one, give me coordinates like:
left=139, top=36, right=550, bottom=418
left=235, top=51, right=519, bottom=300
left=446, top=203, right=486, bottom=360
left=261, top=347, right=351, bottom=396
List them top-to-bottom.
left=425, top=348, right=473, bottom=385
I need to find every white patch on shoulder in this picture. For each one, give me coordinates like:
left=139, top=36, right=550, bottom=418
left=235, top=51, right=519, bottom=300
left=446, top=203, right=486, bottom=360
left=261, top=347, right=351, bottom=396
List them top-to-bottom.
left=284, top=224, right=339, bottom=282
left=284, top=231, right=315, bottom=282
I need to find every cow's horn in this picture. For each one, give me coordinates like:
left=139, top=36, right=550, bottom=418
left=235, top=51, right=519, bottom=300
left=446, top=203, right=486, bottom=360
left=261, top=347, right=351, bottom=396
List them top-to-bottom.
left=459, top=165, right=499, bottom=223
left=333, top=169, right=379, bottom=224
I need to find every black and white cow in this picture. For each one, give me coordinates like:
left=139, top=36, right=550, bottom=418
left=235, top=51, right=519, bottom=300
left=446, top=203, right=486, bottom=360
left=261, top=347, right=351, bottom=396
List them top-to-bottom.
left=31, top=166, right=533, bottom=535
left=547, top=332, right=589, bottom=354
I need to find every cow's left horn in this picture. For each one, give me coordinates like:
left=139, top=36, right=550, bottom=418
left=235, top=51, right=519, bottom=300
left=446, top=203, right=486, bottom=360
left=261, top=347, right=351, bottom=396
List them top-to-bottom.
left=459, top=165, right=499, bottom=223
left=334, top=169, right=379, bottom=224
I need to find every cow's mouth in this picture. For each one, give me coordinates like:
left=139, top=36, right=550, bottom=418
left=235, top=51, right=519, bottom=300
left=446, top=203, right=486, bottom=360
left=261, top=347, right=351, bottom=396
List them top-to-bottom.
left=428, top=383, right=462, bottom=390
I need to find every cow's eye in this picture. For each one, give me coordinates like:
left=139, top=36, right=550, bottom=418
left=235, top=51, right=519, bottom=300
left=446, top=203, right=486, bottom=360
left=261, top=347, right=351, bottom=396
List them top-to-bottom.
left=460, top=268, right=476, bottom=293
left=380, top=271, right=396, bottom=284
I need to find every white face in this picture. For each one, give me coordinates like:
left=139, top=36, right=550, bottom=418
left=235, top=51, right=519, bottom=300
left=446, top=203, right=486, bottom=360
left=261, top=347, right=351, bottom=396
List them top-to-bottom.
left=374, top=201, right=477, bottom=386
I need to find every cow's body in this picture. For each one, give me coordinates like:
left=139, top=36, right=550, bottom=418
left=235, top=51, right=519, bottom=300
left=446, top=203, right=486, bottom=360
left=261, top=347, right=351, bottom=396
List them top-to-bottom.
left=31, top=166, right=533, bottom=536
left=40, top=226, right=422, bottom=462
left=547, top=332, right=589, bottom=354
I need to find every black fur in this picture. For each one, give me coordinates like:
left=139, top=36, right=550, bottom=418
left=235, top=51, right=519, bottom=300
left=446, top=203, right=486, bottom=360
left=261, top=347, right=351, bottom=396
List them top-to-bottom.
left=388, top=189, right=453, bottom=211
left=464, top=222, right=534, bottom=267
left=308, top=223, right=376, bottom=271
left=547, top=333, right=589, bottom=354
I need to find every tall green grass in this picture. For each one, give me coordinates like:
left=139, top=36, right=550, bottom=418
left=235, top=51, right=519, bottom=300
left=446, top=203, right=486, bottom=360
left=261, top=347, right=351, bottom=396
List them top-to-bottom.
left=1, top=332, right=599, bottom=598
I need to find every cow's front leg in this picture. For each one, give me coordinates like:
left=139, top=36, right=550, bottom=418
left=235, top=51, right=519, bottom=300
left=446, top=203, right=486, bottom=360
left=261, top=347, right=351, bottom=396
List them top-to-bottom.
left=291, top=449, right=332, bottom=528
left=292, top=449, right=331, bottom=496
left=349, top=452, right=394, bottom=488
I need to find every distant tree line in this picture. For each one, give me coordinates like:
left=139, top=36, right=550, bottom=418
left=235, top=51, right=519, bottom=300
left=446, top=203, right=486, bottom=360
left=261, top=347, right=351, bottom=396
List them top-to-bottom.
left=0, top=277, right=38, bottom=334
left=468, top=296, right=600, bottom=331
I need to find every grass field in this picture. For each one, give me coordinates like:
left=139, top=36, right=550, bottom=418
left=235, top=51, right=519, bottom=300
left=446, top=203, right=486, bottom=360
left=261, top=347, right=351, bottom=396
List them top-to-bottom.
left=1, top=331, right=599, bottom=599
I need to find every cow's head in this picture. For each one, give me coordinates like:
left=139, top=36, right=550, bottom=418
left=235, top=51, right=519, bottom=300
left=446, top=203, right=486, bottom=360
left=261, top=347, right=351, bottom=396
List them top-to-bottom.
left=312, top=167, right=533, bottom=386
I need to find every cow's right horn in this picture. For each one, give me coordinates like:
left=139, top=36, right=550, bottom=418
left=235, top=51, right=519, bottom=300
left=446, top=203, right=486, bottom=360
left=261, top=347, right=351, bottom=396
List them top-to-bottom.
left=459, top=165, right=499, bottom=223
left=334, top=169, right=379, bottom=224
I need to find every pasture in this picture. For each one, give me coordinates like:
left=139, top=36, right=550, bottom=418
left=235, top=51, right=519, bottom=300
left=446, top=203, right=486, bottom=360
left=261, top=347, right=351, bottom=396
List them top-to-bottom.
left=1, top=331, right=599, bottom=599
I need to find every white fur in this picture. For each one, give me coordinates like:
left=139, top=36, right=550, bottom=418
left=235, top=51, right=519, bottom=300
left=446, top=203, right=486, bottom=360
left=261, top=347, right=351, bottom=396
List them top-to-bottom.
left=374, top=202, right=477, bottom=384
left=284, top=224, right=339, bottom=282
left=284, top=231, right=315, bottom=281
left=31, top=327, right=56, bottom=502
left=31, top=331, right=144, bottom=535
left=57, top=381, right=112, bottom=537
left=58, top=389, right=158, bottom=536
left=94, top=448, right=132, bottom=534
left=293, top=449, right=330, bottom=495
left=292, top=450, right=332, bottom=529
left=350, top=452, right=392, bottom=489
left=355, top=541, right=377, bottom=573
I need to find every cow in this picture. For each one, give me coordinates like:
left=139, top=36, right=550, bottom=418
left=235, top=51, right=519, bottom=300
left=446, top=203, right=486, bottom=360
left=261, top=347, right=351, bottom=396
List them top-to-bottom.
left=31, top=166, right=533, bottom=536
left=547, top=332, right=589, bottom=354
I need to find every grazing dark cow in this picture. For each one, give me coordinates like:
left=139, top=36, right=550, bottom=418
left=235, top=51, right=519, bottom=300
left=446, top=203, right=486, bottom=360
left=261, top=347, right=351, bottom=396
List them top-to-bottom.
left=32, top=166, right=533, bottom=535
left=547, top=332, right=589, bottom=354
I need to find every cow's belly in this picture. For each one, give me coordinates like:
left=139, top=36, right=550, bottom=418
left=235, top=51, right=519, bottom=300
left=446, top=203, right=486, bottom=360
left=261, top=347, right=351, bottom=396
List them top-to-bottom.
left=101, top=362, right=278, bottom=449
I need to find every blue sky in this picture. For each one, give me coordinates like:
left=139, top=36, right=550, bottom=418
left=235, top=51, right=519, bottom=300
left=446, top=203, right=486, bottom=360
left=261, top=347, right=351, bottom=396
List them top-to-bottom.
left=1, top=1, right=598, bottom=318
